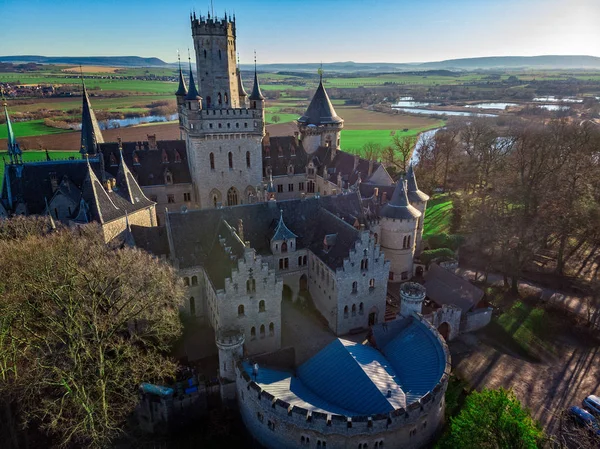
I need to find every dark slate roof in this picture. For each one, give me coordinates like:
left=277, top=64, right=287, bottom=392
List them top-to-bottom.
left=175, top=66, right=188, bottom=97
left=185, top=67, right=201, bottom=100
left=237, top=69, right=248, bottom=98
left=248, top=70, right=264, bottom=101
left=297, top=80, right=343, bottom=126
left=80, top=84, right=104, bottom=155
left=262, top=136, right=308, bottom=177
left=98, top=140, right=191, bottom=186
left=321, top=151, right=387, bottom=188
left=1, top=156, right=154, bottom=224
left=406, top=164, right=429, bottom=203
left=380, top=179, right=421, bottom=220
left=166, top=194, right=364, bottom=286
left=272, top=210, right=297, bottom=241
left=131, top=225, right=170, bottom=257
left=424, top=264, right=484, bottom=313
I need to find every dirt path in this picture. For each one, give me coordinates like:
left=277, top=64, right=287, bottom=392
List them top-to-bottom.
left=451, top=331, right=600, bottom=436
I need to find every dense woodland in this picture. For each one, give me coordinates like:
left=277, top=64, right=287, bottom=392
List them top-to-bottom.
left=412, top=117, right=600, bottom=298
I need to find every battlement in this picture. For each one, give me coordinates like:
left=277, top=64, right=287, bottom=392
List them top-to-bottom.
left=191, top=14, right=235, bottom=36
left=400, top=282, right=426, bottom=302
left=236, top=361, right=448, bottom=436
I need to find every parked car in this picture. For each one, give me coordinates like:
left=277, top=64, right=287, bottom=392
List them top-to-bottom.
left=583, top=395, right=600, bottom=417
left=568, top=406, right=600, bottom=436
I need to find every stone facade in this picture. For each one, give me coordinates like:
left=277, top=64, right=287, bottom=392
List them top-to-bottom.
left=142, top=182, right=194, bottom=225
left=99, top=205, right=157, bottom=243
left=379, top=214, right=419, bottom=282
left=399, top=282, right=426, bottom=318
left=235, top=316, right=450, bottom=449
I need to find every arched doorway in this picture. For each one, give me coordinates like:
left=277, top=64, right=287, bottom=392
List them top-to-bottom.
left=299, top=274, right=308, bottom=292
left=282, top=284, right=293, bottom=302
left=368, top=306, right=379, bottom=326
left=438, top=322, right=450, bottom=340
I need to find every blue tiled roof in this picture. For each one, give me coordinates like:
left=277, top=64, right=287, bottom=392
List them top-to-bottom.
left=272, top=210, right=297, bottom=242
left=243, top=320, right=446, bottom=416
left=382, top=320, right=446, bottom=404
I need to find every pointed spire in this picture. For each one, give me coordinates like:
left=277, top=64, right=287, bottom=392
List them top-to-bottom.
left=185, top=48, right=201, bottom=101
left=175, top=50, right=188, bottom=97
left=249, top=51, right=264, bottom=101
left=237, top=53, right=248, bottom=99
left=298, top=71, right=343, bottom=126
left=80, top=75, right=104, bottom=156
left=2, top=90, right=21, bottom=163
left=116, top=146, right=136, bottom=204
left=406, top=163, right=430, bottom=203
left=380, top=177, right=421, bottom=220
left=44, top=197, right=57, bottom=230
left=272, top=209, right=297, bottom=241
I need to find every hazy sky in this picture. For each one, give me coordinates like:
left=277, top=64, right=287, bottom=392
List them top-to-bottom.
left=2, top=0, right=599, bottom=64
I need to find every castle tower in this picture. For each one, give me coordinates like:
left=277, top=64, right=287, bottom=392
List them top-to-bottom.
left=191, top=12, right=239, bottom=109
left=181, top=13, right=265, bottom=209
left=297, top=72, right=344, bottom=155
left=406, top=164, right=430, bottom=255
left=379, top=178, right=421, bottom=282
left=399, top=282, right=426, bottom=317
left=216, top=330, right=245, bottom=382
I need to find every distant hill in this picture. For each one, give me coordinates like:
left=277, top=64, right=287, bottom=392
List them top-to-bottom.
left=2, top=54, right=600, bottom=72
left=0, top=55, right=169, bottom=67
left=242, top=55, right=600, bottom=73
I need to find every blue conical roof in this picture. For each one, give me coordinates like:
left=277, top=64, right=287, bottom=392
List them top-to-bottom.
left=175, top=63, right=188, bottom=97
left=185, top=66, right=201, bottom=100
left=249, top=70, right=264, bottom=101
left=406, top=164, right=429, bottom=203
left=380, top=178, right=421, bottom=220
left=272, top=210, right=297, bottom=241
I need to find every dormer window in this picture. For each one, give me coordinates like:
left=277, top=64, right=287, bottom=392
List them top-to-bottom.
left=291, top=146, right=296, bottom=157
left=265, top=147, right=271, bottom=158
left=278, top=147, right=283, bottom=157
left=161, top=149, right=169, bottom=164
left=174, top=151, right=182, bottom=163
left=132, top=152, right=140, bottom=165
left=109, top=153, right=118, bottom=166
left=164, top=169, right=173, bottom=185
left=281, top=241, right=288, bottom=253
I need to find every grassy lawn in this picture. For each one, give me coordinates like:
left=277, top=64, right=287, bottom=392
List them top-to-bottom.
left=265, top=112, right=298, bottom=125
left=0, top=120, right=73, bottom=139
left=341, top=125, right=440, bottom=152
left=0, top=150, right=81, bottom=180
left=423, top=193, right=453, bottom=237
left=494, top=301, right=556, bottom=358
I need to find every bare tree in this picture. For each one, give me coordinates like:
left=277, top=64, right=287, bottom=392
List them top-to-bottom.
left=0, top=217, right=184, bottom=448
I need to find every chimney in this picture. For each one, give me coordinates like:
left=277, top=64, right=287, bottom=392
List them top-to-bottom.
left=147, top=134, right=158, bottom=150
left=353, top=154, right=359, bottom=172
left=368, top=159, right=374, bottom=178
left=237, top=219, right=244, bottom=241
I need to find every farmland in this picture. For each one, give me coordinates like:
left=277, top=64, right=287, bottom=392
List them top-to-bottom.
left=0, top=150, right=81, bottom=181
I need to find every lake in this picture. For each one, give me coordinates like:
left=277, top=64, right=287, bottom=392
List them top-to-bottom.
left=533, top=96, right=582, bottom=103
left=393, top=101, right=439, bottom=107
left=465, top=102, right=518, bottom=110
left=538, top=105, right=570, bottom=111
left=392, top=107, right=498, bottom=117
left=73, top=114, right=178, bottom=131
left=411, top=128, right=441, bottom=164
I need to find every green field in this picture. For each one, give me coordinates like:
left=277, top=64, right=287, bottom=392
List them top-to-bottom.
left=265, top=112, right=298, bottom=125
left=0, top=120, right=73, bottom=139
left=341, top=124, right=441, bottom=152
left=0, top=150, right=81, bottom=180
left=423, top=193, right=453, bottom=237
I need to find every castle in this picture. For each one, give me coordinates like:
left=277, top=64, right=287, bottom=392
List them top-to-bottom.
left=0, top=12, right=494, bottom=448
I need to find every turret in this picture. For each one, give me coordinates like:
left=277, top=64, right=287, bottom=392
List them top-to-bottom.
left=175, top=52, right=188, bottom=108
left=184, top=53, right=202, bottom=112
left=237, top=54, right=248, bottom=108
left=249, top=57, right=264, bottom=111
left=297, top=71, right=344, bottom=154
left=79, top=79, right=104, bottom=157
left=406, top=164, right=430, bottom=255
left=379, top=178, right=421, bottom=282
left=399, top=282, right=426, bottom=318
left=216, top=330, right=245, bottom=382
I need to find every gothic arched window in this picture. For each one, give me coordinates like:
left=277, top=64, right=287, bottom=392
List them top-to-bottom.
left=218, top=92, right=222, bottom=105
left=224, top=93, right=229, bottom=104
left=246, top=151, right=251, bottom=168
left=209, top=152, right=215, bottom=170
left=228, top=152, right=233, bottom=169
left=227, top=187, right=238, bottom=206
left=259, top=300, right=265, bottom=312
left=238, top=304, right=244, bottom=316
left=269, top=322, right=274, bottom=336
left=260, top=324, right=265, bottom=338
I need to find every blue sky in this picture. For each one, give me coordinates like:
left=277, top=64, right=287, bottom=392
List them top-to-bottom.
left=1, top=0, right=599, bottom=64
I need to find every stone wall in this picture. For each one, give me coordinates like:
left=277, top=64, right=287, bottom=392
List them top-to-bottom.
left=268, top=174, right=310, bottom=201
left=141, top=183, right=194, bottom=225
left=101, top=205, right=156, bottom=243
left=379, top=216, right=418, bottom=282
left=219, top=246, right=283, bottom=356
left=180, top=268, right=208, bottom=322
left=424, top=305, right=462, bottom=341
left=461, top=308, right=493, bottom=333
left=235, top=316, right=450, bottom=449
